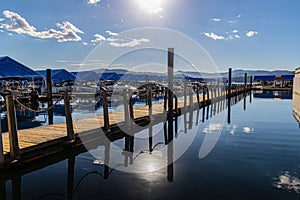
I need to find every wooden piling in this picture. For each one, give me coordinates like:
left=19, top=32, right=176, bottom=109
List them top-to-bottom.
left=168, top=48, right=174, bottom=119
left=228, top=68, right=232, bottom=97
left=46, top=69, right=53, bottom=125
left=244, top=73, right=247, bottom=91
left=146, top=75, right=149, bottom=106
left=184, top=79, right=187, bottom=112
left=189, top=86, right=193, bottom=110
left=196, top=86, right=200, bottom=108
left=202, top=86, right=206, bottom=106
left=148, top=88, right=153, bottom=119
left=123, top=89, right=130, bottom=127
left=129, top=90, right=134, bottom=122
left=102, top=91, right=110, bottom=131
left=64, top=92, right=75, bottom=141
left=6, top=95, right=20, bottom=160
left=0, top=117, right=4, bottom=165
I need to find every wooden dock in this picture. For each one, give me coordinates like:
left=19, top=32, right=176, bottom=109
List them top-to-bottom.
left=0, top=84, right=251, bottom=170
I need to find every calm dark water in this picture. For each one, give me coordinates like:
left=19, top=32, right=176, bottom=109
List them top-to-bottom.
left=1, top=91, right=300, bottom=200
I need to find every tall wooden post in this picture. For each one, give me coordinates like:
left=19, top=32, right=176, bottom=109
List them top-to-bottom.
left=168, top=48, right=174, bottom=119
left=228, top=68, right=232, bottom=97
left=46, top=69, right=53, bottom=125
left=244, top=73, right=247, bottom=91
left=146, top=75, right=149, bottom=106
left=183, top=79, right=187, bottom=112
left=189, top=86, right=193, bottom=110
left=196, top=86, right=200, bottom=108
left=202, top=86, right=206, bottom=106
left=148, top=88, right=153, bottom=119
left=123, top=89, right=130, bottom=127
left=129, top=90, right=134, bottom=122
left=102, top=91, right=110, bottom=131
left=64, top=92, right=75, bottom=141
left=6, top=95, right=20, bottom=160
left=0, top=117, right=4, bottom=165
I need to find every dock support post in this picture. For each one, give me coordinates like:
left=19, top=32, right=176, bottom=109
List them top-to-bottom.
left=168, top=48, right=174, bottom=119
left=228, top=68, right=232, bottom=97
left=46, top=69, right=53, bottom=125
left=244, top=73, right=247, bottom=91
left=146, top=75, right=149, bottom=106
left=183, top=79, right=187, bottom=113
left=189, top=86, right=193, bottom=111
left=196, top=86, right=200, bottom=108
left=202, top=86, right=206, bottom=107
left=207, top=86, right=210, bottom=102
left=148, top=88, right=152, bottom=119
left=124, top=89, right=131, bottom=127
left=129, top=90, right=134, bottom=122
left=102, top=91, right=110, bottom=131
left=64, top=92, right=75, bottom=141
left=6, top=95, right=20, bottom=160
left=0, top=117, right=4, bottom=165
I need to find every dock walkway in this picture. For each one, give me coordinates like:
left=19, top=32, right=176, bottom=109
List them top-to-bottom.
left=0, top=86, right=250, bottom=169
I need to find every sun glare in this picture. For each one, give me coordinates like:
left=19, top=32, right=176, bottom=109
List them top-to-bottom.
left=137, top=0, right=165, bottom=14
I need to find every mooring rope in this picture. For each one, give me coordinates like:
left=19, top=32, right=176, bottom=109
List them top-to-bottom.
left=14, top=95, right=64, bottom=113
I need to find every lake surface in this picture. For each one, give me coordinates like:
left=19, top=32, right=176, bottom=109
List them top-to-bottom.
left=1, top=91, right=300, bottom=200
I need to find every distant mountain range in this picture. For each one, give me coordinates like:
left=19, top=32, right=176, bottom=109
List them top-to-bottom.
left=89, top=68, right=294, bottom=82
left=93, top=68, right=294, bottom=77
left=178, top=69, right=294, bottom=79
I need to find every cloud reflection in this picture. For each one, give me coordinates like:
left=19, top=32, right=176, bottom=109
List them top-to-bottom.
left=274, top=171, right=300, bottom=193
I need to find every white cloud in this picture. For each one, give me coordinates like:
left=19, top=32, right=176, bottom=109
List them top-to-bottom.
left=87, top=0, right=101, bottom=5
left=1, top=10, right=83, bottom=42
left=237, top=14, right=242, bottom=18
left=0, top=18, right=4, bottom=22
left=211, top=18, right=221, bottom=22
left=232, top=29, right=238, bottom=33
left=106, top=30, right=119, bottom=36
left=246, top=31, right=258, bottom=37
left=203, top=32, right=225, bottom=40
left=91, top=33, right=106, bottom=43
left=234, top=34, right=241, bottom=39
left=109, top=38, right=150, bottom=47
left=82, top=42, right=89, bottom=45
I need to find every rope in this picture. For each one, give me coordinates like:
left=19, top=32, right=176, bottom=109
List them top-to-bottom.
left=14, top=95, right=64, bottom=113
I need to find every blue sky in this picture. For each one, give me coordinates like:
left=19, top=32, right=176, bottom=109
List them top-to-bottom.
left=0, top=0, right=299, bottom=72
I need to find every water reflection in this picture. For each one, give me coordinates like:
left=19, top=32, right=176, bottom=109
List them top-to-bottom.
left=274, top=171, right=300, bottom=193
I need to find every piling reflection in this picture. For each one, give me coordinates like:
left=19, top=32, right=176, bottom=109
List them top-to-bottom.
left=0, top=91, right=250, bottom=199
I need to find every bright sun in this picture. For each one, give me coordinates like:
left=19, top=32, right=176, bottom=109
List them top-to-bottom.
left=137, top=0, right=165, bottom=14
